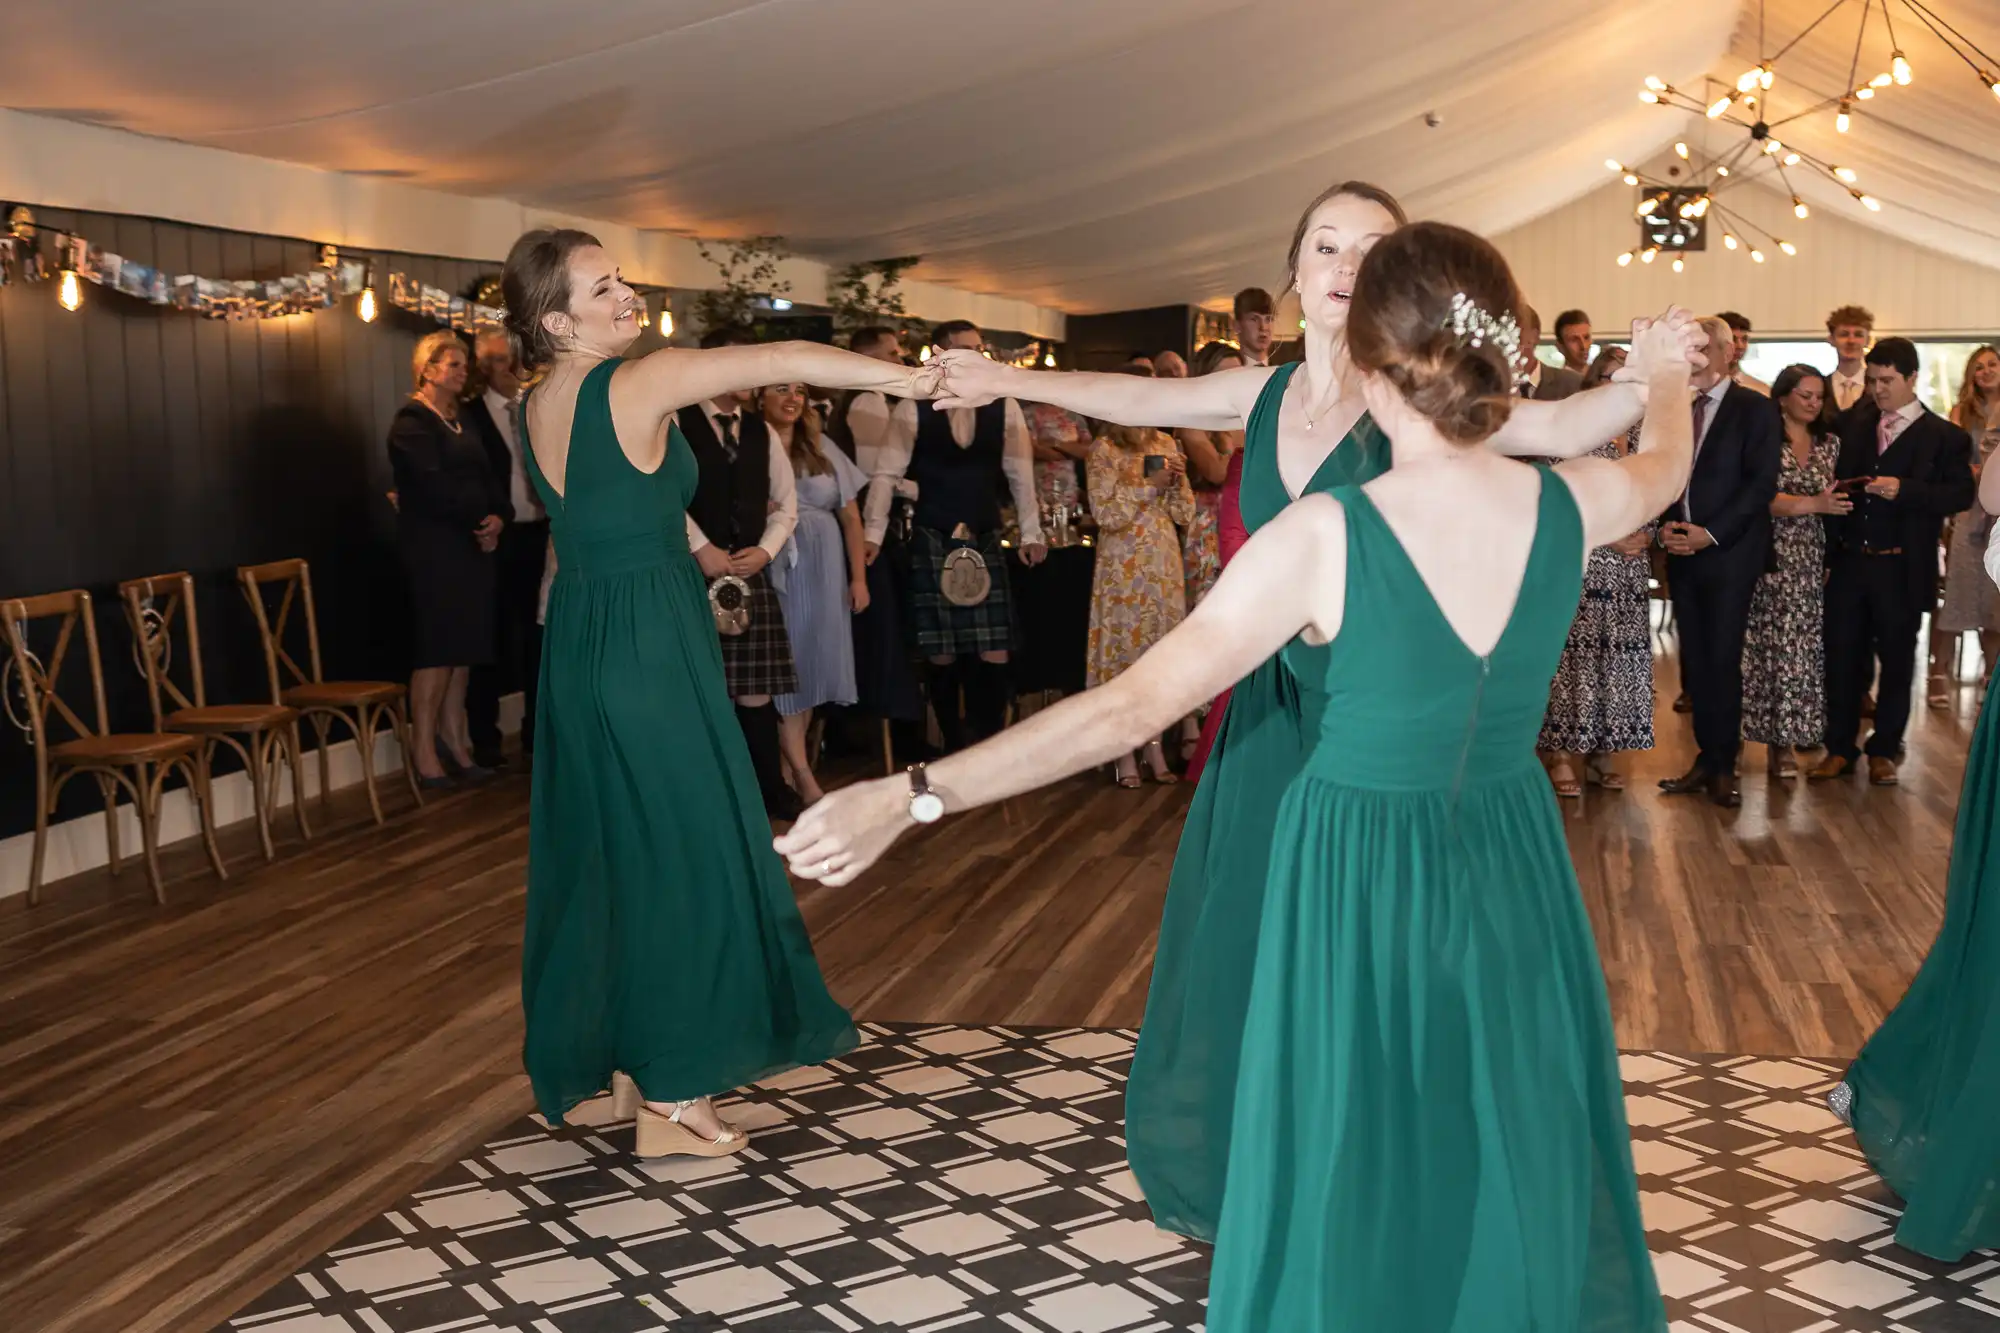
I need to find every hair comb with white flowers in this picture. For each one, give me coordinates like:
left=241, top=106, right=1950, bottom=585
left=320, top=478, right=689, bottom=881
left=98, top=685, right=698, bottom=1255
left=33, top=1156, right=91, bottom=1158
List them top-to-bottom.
left=1444, top=292, right=1522, bottom=363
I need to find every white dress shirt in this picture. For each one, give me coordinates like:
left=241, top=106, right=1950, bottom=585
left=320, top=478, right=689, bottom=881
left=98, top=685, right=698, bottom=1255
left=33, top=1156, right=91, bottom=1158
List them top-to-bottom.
left=1830, top=366, right=1867, bottom=413
left=1680, top=376, right=1734, bottom=524
left=484, top=388, right=544, bottom=522
left=1876, top=396, right=1926, bottom=453
left=684, top=399, right=798, bottom=560
left=862, top=399, right=1044, bottom=548
left=1983, top=511, right=2000, bottom=591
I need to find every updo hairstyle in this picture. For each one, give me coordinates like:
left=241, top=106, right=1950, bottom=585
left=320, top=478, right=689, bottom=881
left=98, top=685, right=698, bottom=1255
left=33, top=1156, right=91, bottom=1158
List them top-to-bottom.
left=1347, top=221, right=1523, bottom=446
left=501, top=227, right=602, bottom=374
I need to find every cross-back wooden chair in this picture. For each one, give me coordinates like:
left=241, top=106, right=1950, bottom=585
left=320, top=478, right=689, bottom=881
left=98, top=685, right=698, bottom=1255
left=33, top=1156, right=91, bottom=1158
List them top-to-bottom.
left=237, top=559, right=420, bottom=824
left=121, top=571, right=311, bottom=864
left=2, top=589, right=226, bottom=904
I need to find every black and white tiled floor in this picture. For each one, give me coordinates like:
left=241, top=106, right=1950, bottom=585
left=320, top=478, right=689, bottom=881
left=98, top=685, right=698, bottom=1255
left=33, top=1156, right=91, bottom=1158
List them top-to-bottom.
left=225, top=1026, right=1999, bottom=1333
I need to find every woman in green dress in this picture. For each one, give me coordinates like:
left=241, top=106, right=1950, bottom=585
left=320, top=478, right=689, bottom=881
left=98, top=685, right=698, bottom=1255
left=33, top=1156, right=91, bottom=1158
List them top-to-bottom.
left=930, top=181, right=1675, bottom=1240
left=779, top=224, right=1702, bottom=1330
left=501, top=229, right=931, bottom=1157
left=1830, top=472, right=2000, bottom=1261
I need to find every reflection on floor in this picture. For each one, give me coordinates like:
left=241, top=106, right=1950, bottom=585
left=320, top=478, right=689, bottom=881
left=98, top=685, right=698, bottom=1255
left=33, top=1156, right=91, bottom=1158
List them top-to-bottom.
left=227, top=1025, right=1997, bottom=1333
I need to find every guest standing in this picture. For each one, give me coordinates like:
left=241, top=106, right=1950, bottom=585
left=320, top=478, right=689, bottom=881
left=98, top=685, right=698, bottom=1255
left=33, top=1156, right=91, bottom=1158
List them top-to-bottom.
left=1232, top=287, right=1277, bottom=367
left=1825, top=305, right=1875, bottom=418
left=1516, top=306, right=1583, bottom=400
left=1553, top=309, right=1593, bottom=376
left=1718, top=312, right=1771, bottom=396
left=1658, top=315, right=1782, bottom=808
left=676, top=328, right=803, bottom=820
left=464, top=330, right=549, bottom=769
left=388, top=331, right=505, bottom=788
left=1813, top=338, right=1977, bottom=785
left=1176, top=340, right=1249, bottom=612
left=1930, top=346, right=2000, bottom=705
left=1539, top=354, right=1656, bottom=795
left=1742, top=366, right=1847, bottom=776
left=765, top=383, right=871, bottom=806
left=1024, top=399, right=1093, bottom=516
left=1086, top=411, right=1196, bottom=786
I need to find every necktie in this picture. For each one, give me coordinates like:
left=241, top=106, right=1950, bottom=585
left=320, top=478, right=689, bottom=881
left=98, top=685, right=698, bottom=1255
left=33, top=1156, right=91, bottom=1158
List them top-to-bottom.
left=1517, top=381, right=1533, bottom=399
left=1683, top=392, right=1711, bottom=521
left=717, top=412, right=740, bottom=461
left=1876, top=413, right=1895, bottom=456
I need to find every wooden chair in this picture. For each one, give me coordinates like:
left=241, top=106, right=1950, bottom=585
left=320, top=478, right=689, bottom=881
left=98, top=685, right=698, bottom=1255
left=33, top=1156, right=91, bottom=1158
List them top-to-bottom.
left=237, top=559, right=421, bottom=825
left=120, top=571, right=311, bottom=864
left=2, top=589, right=226, bottom=904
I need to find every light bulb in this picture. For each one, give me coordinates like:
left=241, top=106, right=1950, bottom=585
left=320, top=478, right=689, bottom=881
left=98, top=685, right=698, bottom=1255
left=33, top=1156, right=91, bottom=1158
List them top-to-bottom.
left=1892, top=52, right=1911, bottom=85
left=1760, top=65, right=1775, bottom=91
left=1737, top=68, right=1762, bottom=93
left=1988, top=72, right=2000, bottom=100
left=1869, top=73, right=1893, bottom=88
left=1644, top=76, right=1667, bottom=92
left=1857, top=86, right=1876, bottom=100
left=1639, top=90, right=1660, bottom=104
left=1706, top=94, right=1733, bottom=119
left=1836, top=102, right=1852, bottom=133
left=1763, top=138, right=1783, bottom=155
left=1675, top=141, right=1690, bottom=159
left=1783, top=152, right=1801, bottom=166
left=1605, top=159, right=1623, bottom=172
left=1716, top=166, right=1730, bottom=177
left=1833, top=166, right=1858, bottom=183
left=1622, top=173, right=1639, bottom=186
left=1860, top=194, right=1881, bottom=211
left=1693, top=196, right=1712, bottom=217
left=1637, top=198, right=1659, bottom=216
left=1793, top=198, right=1809, bottom=219
left=1678, top=201, right=1695, bottom=219
left=1723, top=233, right=1739, bottom=250
left=1779, top=240, right=1798, bottom=256
left=1640, top=248, right=1659, bottom=265
left=1751, top=249, right=1766, bottom=264
left=1617, top=251, right=1634, bottom=267
left=1672, top=257, right=1685, bottom=274
left=58, top=267, right=82, bottom=312
left=357, top=285, right=377, bottom=322
left=636, top=305, right=650, bottom=329
left=661, top=310, right=675, bottom=338
left=920, top=346, right=932, bottom=362
left=1043, top=351, right=1055, bottom=368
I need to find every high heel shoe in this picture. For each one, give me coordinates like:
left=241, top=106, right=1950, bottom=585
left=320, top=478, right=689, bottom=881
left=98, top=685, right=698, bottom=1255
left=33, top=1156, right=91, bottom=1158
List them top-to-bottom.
left=1142, top=740, right=1179, bottom=785
left=611, top=1071, right=641, bottom=1120
left=635, top=1099, right=751, bottom=1159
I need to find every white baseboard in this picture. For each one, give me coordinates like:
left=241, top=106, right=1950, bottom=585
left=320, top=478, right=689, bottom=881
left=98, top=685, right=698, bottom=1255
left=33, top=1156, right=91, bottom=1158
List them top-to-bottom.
left=0, top=692, right=524, bottom=903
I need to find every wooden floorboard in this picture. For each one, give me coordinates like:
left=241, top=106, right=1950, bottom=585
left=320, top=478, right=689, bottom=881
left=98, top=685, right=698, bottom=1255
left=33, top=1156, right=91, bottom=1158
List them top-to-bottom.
left=0, top=660, right=1980, bottom=1331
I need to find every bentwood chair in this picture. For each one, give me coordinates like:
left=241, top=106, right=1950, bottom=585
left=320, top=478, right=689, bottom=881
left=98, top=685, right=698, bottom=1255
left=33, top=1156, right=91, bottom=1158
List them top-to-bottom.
left=237, top=559, right=421, bottom=825
left=120, top=571, right=311, bottom=863
left=2, top=589, right=227, bottom=904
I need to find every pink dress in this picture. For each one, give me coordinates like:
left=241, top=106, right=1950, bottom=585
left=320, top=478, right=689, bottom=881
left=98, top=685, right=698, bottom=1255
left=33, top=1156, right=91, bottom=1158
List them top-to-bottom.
left=1184, top=450, right=1248, bottom=783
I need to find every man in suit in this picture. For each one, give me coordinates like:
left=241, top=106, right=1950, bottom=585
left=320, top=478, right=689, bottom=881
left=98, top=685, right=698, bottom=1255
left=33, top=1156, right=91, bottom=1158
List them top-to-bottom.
left=1825, top=304, right=1875, bottom=420
left=1517, top=307, right=1584, bottom=400
left=1553, top=308, right=1593, bottom=376
left=1718, top=311, right=1772, bottom=396
left=1659, top=315, right=1783, bottom=807
left=463, top=331, right=548, bottom=769
left=1811, top=337, right=1976, bottom=785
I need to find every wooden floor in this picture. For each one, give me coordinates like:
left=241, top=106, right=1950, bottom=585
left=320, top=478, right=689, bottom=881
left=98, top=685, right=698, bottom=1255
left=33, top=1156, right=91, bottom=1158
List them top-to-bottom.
left=0, top=661, right=1982, bottom=1332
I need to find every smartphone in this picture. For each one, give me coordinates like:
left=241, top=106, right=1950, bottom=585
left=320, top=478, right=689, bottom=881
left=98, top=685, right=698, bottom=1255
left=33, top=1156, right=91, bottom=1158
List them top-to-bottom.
left=1143, top=455, right=1166, bottom=478
left=1835, top=475, right=1874, bottom=494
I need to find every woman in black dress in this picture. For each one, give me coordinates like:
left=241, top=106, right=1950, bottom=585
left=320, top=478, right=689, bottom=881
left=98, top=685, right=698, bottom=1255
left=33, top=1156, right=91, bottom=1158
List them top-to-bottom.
left=388, top=331, right=506, bottom=787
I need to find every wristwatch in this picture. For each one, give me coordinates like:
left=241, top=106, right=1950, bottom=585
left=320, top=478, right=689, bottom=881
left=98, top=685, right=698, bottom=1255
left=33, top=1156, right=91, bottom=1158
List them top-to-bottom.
left=906, top=764, right=945, bottom=824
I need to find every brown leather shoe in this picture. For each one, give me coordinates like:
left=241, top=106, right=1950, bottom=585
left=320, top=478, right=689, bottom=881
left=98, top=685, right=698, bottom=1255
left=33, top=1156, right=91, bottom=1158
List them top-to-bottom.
left=1673, top=692, right=1692, bottom=714
left=1808, top=754, right=1854, bottom=781
left=1869, top=756, right=1899, bottom=786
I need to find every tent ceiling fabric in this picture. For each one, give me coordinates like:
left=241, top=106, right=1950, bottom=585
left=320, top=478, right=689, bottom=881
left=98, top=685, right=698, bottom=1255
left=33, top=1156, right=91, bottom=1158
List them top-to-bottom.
left=3, top=2, right=1992, bottom=313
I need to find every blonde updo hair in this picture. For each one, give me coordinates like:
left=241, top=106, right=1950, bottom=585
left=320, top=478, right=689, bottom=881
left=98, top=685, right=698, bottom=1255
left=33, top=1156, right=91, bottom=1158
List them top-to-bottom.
left=1347, top=221, right=1522, bottom=446
left=501, top=227, right=602, bottom=374
left=411, top=330, right=466, bottom=392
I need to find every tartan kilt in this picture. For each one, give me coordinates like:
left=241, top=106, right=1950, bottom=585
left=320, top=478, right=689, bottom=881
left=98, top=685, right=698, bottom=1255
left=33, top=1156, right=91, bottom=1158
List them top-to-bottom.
left=907, top=526, right=1015, bottom=657
left=715, top=571, right=799, bottom=698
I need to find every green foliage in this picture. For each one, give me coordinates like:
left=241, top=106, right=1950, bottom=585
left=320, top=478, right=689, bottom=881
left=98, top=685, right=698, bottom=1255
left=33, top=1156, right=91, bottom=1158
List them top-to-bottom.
left=691, top=236, right=792, bottom=334
left=826, top=257, right=923, bottom=339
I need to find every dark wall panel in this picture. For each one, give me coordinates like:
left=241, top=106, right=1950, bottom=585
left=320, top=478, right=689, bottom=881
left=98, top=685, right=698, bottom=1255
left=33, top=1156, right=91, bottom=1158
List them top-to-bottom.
left=0, top=205, right=505, bottom=839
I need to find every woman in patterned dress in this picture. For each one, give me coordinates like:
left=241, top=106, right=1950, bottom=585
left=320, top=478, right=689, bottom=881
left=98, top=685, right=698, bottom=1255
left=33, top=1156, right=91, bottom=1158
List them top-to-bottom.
left=1177, top=342, right=1249, bottom=611
left=1930, top=346, right=2000, bottom=704
left=1742, top=365, right=1848, bottom=776
left=1025, top=399, right=1093, bottom=516
left=1086, top=414, right=1197, bottom=786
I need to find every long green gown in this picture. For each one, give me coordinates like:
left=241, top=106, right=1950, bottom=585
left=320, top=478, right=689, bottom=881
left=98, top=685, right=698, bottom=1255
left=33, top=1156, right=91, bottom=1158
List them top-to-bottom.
left=518, top=361, right=858, bottom=1126
left=1126, top=363, right=1390, bottom=1240
left=1208, top=473, right=1664, bottom=1331
left=1833, top=658, right=2000, bottom=1261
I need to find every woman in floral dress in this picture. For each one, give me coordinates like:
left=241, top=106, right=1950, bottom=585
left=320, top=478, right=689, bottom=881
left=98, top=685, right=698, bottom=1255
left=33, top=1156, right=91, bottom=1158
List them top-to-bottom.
left=1743, top=365, right=1848, bottom=776
left=1025, top=400, right=1093, bottom=517
left=1086, top=417, right=1196, bottom=786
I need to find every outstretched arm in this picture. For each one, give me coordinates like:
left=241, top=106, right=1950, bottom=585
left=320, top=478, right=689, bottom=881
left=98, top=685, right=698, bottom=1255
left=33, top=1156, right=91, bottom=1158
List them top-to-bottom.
left=1492, top=311, right=1703, bottom=460
left=1556, top=312, right=1699, bottom=548
left=614, top=342, right=935, bottom=442
left=934, top=349, right=1271, bottom=431
left=775, top=496, right=1345, bottom=884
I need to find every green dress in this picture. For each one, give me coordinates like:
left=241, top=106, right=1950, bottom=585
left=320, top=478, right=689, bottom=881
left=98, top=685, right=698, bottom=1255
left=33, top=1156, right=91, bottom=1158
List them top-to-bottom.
left=518, top=361, right=857, bottom=1126
left=1126, top=363, right=1390, bottom=1240
left=1209, top=473, right=1664, bottom=1331
left=1833, top=657, right=2000, bottom=1261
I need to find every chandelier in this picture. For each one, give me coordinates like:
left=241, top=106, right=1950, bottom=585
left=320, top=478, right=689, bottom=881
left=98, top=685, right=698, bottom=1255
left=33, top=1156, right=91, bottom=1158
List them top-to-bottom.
left=1604, top=0, right=1999, bottom=270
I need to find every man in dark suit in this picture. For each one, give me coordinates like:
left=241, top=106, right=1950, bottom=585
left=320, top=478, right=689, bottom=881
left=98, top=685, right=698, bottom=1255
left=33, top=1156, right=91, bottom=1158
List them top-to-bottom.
left=1517, top=306, right=1583, bottom=401
left=1659, top=315, right=1783, bottom=807
left=463, top=331, right=548, bottom=769
left=1811, top=337, right=1976, bottom=785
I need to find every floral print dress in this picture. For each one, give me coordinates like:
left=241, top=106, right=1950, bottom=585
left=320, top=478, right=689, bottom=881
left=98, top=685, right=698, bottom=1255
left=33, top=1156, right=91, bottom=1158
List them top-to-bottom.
left=1742, top=430, right=1840, bottom=746
left=1085, top=432, right=1196, bottom=687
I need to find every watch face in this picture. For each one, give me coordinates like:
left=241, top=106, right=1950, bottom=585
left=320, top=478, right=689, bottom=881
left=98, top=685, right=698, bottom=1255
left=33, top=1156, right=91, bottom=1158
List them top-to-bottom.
left=910, top=792, right=945, bottom=824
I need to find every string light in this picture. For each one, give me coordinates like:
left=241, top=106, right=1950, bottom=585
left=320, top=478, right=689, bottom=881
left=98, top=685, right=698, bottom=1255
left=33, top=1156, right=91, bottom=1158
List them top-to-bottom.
left=1892, top=51, right=1912, bottom=85
left=1869, top=72, right=1893, bottom=88
left=1644, top=76, right=1667, bottom=92
left=1639, top=88, right=1661, bottom=104
left=1706, top=94, right=1733, bottom=118
left=1836, top=101, right=1852, bottom=133
left=1783, top=152, right=1801, bottom=166
left=1833, top=166, right=1858, bottom=183
left=1860, top=194, right=1882, bottom=211
left=1793, top=197, right=1810, bottom=219
left=1723, top=233, right=1740, bottom=251
left=1779, top=240, right=1799, bottom=256
left=1750, top=249, right=1767, bottom=263
left=1616, top=251, right=1634, bottom=267
left=58, top=266, right=82, bottom=312
left=357, top=285, right=377, bottom=323
left=636, top=304, right=650, bottom=329
left=661, top=309, right=675, bottom=338
left=1043, top=350, right=1056, bottom=368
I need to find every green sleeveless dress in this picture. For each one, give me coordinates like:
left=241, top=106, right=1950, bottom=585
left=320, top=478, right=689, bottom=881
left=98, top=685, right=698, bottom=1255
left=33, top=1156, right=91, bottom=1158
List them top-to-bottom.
left=518, top=361, right=857, bottom=1125
left=1126, top=363, right=1390, bottom=1240
left=1208, top=474, right=1664, bottom=1331
left=1833, top=659, right=2000, bottom=1261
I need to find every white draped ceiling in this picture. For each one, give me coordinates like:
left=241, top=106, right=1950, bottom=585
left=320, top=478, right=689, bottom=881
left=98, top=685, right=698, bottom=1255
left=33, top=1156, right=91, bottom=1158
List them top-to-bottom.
left=2, top=1, right=1995, bottom=314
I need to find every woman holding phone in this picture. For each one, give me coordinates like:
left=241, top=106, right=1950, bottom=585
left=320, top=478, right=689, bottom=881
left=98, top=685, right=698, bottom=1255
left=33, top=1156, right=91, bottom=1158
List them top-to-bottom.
left=1085, top=391, right=1197, bottom=786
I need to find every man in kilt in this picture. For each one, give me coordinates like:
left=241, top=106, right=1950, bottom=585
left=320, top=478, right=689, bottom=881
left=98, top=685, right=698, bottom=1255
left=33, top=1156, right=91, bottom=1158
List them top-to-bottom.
left=862, top=321, right=1047, bottom=751
left=680, top=327, right=804, bottom=820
